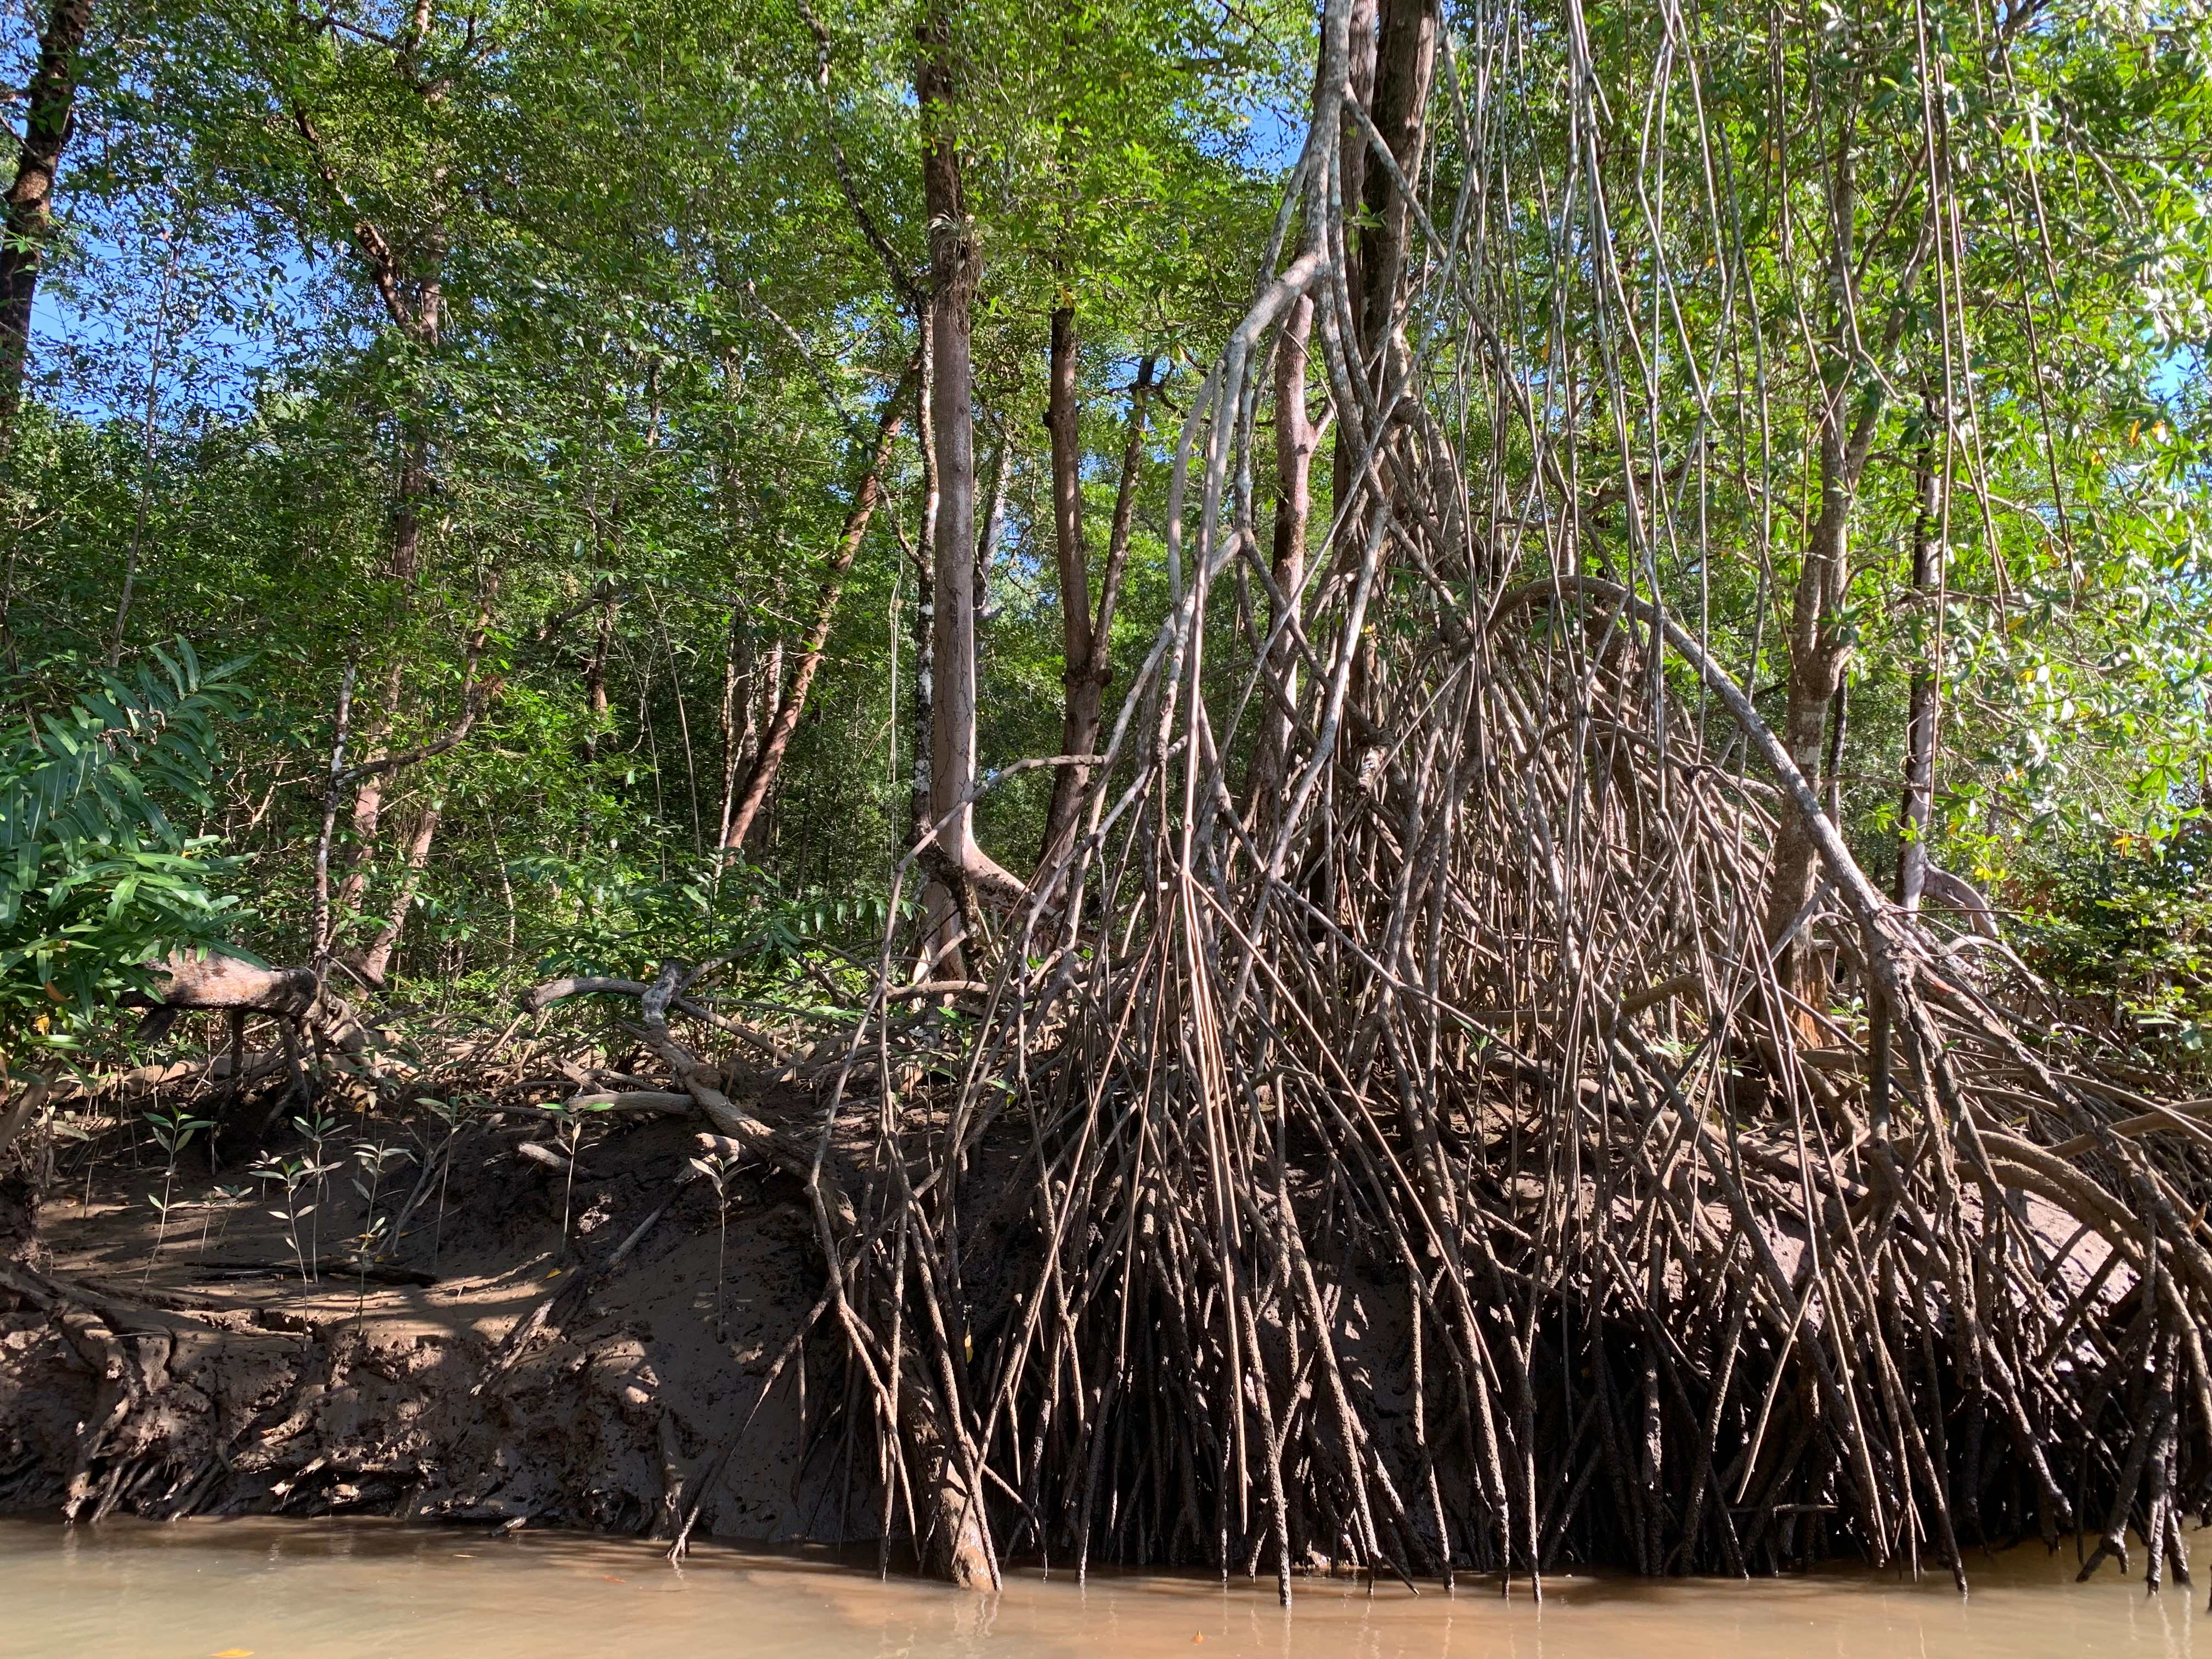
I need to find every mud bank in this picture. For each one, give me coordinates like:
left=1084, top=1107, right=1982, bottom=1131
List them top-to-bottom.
left=0, top=1114, right=843, bottom=1543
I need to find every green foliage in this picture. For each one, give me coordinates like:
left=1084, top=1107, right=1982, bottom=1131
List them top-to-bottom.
left=3, top=0, right=2211, bottom=1058
left=0, top=644, right=246, bottom=1048
left=2014, top=822, right=2212, bottom=1062
left=513, top=847, right=895, bottom=1001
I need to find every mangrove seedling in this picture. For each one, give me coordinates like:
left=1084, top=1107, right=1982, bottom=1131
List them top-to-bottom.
left=410, top=1095, right=469, bottom=1271
left=540, top=1097, right=611, bottom=1246
left=143, top=1102, right=212, bottom=1282
left=291, top=1105, right=341, bottom=1274
left=347, top=1139, right=413, bottom=1306
left=686, top=1148, right=743, bottom=1341
left=253, top=1153, right=329, bottom=1283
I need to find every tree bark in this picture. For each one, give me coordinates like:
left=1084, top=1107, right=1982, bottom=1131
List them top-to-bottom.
left=0, top=0, right=93, bottom=440
left=917, top=0, right=1018, bottom=904
left=1326, top=0, right=1430, bottom=592
left=1328, top=0, right=1379, bottom=524
left=1356, top=0, right=1438, bottom=376
left=292, top=93, right=451, bottom=913
left=1762, top=127, right=1936, bottom=1000
left=1252, top=302, right=1314, bottom=811
left=1039, top=303, right=1090, bottom=858
left=909, top=321, right=961, bottom=974
left=1039, top=346, right=1153, bottom=868
left=723, top=359, right=917, bottom=852
left=387, top=426, right=433, bottom=583
left=1897, top=431, right=1942, bottom=913
left=978, top=432, right=1007, bottom=622
left=583, top=582, right=616, bottom=760
left=336, top=599, right=494, bottom=975
left=716, top=604, right=756, bottom=850
left=332, top=659, right=408, bottom=946
left=357, top=796, right=442, bottom=986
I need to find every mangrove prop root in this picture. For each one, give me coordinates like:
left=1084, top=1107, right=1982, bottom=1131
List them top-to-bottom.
left=766, top=0, right=2212, bottom=1597
left=510, top=3, right=2211, bottom=1599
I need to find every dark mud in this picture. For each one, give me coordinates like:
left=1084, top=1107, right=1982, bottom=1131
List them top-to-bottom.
left=0, top=1110, right=839, bottom=1543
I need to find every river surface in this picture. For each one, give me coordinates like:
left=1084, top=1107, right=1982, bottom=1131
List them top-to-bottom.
left=0, top=1517, right=2200, bottom=1658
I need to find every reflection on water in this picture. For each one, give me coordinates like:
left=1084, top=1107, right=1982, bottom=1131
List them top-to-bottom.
left=0, top=1517, right=2200, bottom=1658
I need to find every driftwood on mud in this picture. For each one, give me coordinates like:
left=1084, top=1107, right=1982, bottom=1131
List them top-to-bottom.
left=123, top=949, right=378, bottom=1068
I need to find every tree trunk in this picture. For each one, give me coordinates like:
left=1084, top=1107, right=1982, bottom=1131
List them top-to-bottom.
left=0, top=0, right=93, bottom=440
left=1325, top=0, right=1432, bottom=563
left=1327, top=0, right=1380, bottom=524
left=1357, top=0, right=1439, bottom=376
left=917, top=1, right=1018, bottom=904
left=901, top=26, right=1003, bottom=1577
left=1762, top=131, right=1935, bottom=1006
left=381, top=239, right=442, bottom=582
left=1252, top=301, right=1314, bottom=811
left=1039, top=303, right=1091, bottom=859
left=909, top=324, right=959, bottom=974
left=1039, top=348, right=1153, bottom=868
left=723, top=359, right=916, bottom=852
left=1763, top=419, right=1854, bottom=1002
left=387, top=427, right=433, bottom=583
left=978, top=432, right=1007, bottom=622
left=1898, top=432, right=1942, bottom=913
left=583, top=582, right=616, bottom=760
left=340, top=597, right=490, bottom=977
left=717, top=605, right=755, bottom=850
left=332, top=658, right=408, bottom=947
left=357, top=796, right=442, bottom=986
left=904, top=1383, right=994, bottom=1587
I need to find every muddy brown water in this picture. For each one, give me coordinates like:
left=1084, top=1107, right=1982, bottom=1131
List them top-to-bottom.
left=1, top=1520, right=2205, bottom=1658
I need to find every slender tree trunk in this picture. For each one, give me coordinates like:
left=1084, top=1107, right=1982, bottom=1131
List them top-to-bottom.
left=0, top=0, right=93, bottom=440
left=917, top=0, right=1017, bottom=904
left=1327, top=0, right=1431, bottom=652
left=1328, top=0, right=1380, bottom=523
left=1357, top=0, right=1439, bottom=377
left=921, top=15, right=980, bottom=860
left=292, top=60, right=460, bottom=937
left=1762, top=131, right=1936, bottom=1006
left=381, top=232, right=442, bottom=580
left=340, top=249, right=444, bottom=910
left=1252, top=301, right=1316, bottom=817
left=1039, top=303, right=1091, bottom=860
left=909, top=325, right=960, bottom=973
left=911, top=332, right=938, bottom=855
left=1039, top=348, right=1153, bottom=868
left=1091, top=358, right=1152, bottom=650
left=724, top=360, right=916, bottom=851
left=1764, top=415, right=1854, bottom=1001
left=387, top=427, right=433, bottom=583
left=978, top=432, right=1007, bottom=622
left=1898, top=432, right=1942, bottom=913
left=583, top=582, right=615, bottom=760
left=340, top=591, right=491, bottom=976
left=717, top=605, right=755, bottom=850
left=757, top=635, right=785, bottom=841
left=332, top=658, right=408, bottom=943
left=311, top=667, right=358, bottom=969
left=357, top=797, right=442, bottom=986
